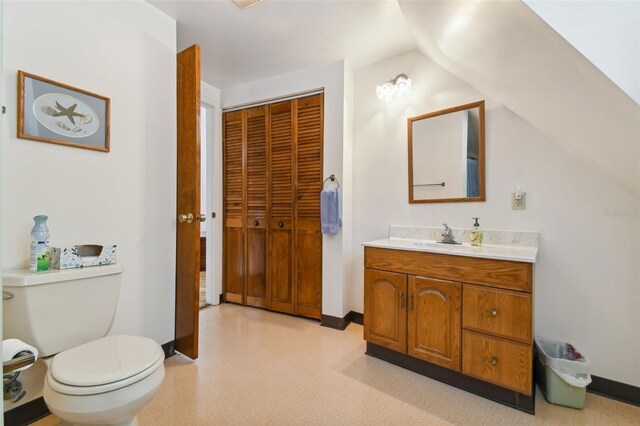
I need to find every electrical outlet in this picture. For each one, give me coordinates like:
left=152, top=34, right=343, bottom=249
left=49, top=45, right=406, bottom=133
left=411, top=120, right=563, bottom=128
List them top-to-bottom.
left=511, top=192, right=526, bottom=210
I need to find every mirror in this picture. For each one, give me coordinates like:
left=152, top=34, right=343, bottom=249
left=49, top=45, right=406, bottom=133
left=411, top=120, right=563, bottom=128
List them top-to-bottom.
left=408, top=100, right=485, bottom=203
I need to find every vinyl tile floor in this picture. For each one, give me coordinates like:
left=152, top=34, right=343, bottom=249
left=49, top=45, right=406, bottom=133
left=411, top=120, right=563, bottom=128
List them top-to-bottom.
left=35, top=304, right=639, bottom=425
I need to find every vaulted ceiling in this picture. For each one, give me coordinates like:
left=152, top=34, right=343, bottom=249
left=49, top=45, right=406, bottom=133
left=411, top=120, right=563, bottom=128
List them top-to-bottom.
left=149, top=0, right=639, bottom=197
left=149, top=0, right=414, bottom=88
left=398, top=0, right=639, bottom=197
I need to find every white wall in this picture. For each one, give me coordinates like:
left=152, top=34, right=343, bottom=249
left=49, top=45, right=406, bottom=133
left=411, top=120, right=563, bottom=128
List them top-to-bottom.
left=2, top=0, right=176, bottom=408
left=350, top=50, right=640, bottom=386
left=221, top=61, right=351, bottom=318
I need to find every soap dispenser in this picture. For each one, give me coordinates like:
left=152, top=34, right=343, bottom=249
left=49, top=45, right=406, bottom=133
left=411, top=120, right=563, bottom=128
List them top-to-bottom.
left=470, top=217, right=483, bottom=247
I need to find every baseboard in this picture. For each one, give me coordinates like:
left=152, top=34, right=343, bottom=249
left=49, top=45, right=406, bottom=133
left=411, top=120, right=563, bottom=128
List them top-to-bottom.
left=320, top=311, right=364, bottom=330
left=347, top=311, right=364, bottom=325
left=320, top=313, right=349, bottom=330
left=162, top=340, right=176, bottom=359
left=587, top=375, right=640, bottom=407
left=4, top=396, right=50, bottom=426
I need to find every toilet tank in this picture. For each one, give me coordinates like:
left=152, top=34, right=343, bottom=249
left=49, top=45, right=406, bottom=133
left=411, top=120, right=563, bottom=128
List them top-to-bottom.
left=3, top=265, right=122, bottom=357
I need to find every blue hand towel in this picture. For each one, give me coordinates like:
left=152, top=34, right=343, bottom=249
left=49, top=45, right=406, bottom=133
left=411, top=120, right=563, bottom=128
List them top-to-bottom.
left=321, top=188, right=342, bottom=235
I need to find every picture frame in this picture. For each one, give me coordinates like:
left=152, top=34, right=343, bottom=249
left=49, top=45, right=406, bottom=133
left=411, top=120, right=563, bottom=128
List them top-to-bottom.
left=18, top=71, right=110, bottom=152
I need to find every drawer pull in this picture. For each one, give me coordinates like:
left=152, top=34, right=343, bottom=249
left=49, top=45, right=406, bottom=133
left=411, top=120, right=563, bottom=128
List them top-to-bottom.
left=491, top=309, right=498, bottom=317
left=490, top=357, right=498, bottom=366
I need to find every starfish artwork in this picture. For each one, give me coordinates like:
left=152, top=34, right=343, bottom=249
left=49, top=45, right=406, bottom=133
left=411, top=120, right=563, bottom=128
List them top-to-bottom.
left=52, top=100, right=84, bottom=125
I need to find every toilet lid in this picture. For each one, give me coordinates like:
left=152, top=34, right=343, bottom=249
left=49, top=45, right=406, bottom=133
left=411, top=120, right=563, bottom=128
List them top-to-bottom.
left=50, top=335, right=164, bottom=387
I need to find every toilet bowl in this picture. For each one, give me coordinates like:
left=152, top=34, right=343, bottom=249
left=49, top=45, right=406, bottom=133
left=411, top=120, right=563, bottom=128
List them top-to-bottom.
left=2, top=266, right=166, bottom=425
left=43, top=335, right=165, bottom=426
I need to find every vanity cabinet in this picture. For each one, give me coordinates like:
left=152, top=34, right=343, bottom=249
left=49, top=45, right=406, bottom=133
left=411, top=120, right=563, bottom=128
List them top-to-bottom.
left=363, top=246, right=535, bottom=413
left=364, top=269, right=407, bottom=352
left=408, top=276, right=461, bottom=371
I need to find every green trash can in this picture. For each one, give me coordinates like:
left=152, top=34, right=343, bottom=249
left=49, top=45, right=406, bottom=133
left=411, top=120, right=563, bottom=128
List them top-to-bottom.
left=535, top=338, right=591, bottom=409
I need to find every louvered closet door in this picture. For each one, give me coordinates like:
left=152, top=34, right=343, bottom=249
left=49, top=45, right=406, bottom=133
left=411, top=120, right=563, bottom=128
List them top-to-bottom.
left=295, top=94, right=323, bottom=319
left=268, top=101, right=294, bottom=314
left=245, top=106, right=269, bottom=308
left=223, top=110, right=245, bottom=304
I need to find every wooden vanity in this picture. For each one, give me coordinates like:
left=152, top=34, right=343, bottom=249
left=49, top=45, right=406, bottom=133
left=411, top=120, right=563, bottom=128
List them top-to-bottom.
left=363, top=242, right=536, bottom=413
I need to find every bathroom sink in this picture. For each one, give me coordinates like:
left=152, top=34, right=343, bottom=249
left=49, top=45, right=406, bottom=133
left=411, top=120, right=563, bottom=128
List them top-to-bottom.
left=413, top=240, right=463, bottom=248
left=436, top=240, right=462, bottom=245
left=412, top=241, right=438, bottom=248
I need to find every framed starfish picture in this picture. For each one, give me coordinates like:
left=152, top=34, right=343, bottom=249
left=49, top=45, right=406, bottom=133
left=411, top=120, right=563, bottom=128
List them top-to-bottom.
left=18, top=71, right=110, bottom=152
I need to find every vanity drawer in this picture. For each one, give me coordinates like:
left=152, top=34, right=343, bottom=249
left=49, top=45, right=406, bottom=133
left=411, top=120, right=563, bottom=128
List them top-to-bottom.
left=365, top=247, right=532, bottom=292
left=463, top=284, right=532, bottom=343
left=462, top=330, right=532, bottom=395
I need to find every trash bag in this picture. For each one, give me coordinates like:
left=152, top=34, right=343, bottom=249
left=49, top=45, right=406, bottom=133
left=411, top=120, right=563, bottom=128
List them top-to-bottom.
left=535, top=338, right=591, bottom=387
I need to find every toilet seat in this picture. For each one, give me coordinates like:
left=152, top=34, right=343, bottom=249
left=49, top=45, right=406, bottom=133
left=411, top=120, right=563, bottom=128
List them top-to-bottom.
left=46, top=335, right=165, bottom=396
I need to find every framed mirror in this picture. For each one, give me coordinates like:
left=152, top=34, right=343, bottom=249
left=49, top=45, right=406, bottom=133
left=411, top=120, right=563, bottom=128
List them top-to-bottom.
left=408, top=100, right=485, bottom=203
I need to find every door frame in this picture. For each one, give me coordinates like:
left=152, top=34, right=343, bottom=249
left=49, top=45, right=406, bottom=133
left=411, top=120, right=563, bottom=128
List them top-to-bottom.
left=201, top=96, right=223, bottom=305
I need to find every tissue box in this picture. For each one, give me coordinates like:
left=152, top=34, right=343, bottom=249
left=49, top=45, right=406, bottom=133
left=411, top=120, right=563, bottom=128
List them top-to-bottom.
left=49, top=244, right=117, bottom=269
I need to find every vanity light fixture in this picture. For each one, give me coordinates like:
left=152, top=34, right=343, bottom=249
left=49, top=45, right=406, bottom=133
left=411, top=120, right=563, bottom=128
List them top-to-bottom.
left=376, top=74, right=412, bottom=101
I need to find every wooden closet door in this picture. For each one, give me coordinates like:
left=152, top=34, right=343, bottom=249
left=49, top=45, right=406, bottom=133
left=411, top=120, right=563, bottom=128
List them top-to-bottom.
left=295, top=94, right=323, bottom=319
left=269, top=101, right=294, bottom=314
left=245, top=106, right=269, bottom=308
left=223, top=110, right=245, bottom=304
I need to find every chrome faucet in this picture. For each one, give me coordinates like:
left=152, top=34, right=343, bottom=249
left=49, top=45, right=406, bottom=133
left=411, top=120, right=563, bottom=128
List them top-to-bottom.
left=439, top=222, right=461, bottom=245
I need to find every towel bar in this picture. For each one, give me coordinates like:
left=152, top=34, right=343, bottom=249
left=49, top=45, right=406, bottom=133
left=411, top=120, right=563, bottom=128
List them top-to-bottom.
left=323, top=174, right=340, bottom=189
left=414, top=182, right=445, bottom=187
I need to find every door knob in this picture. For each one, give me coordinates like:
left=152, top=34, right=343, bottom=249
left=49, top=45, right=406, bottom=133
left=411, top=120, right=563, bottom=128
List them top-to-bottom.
left=178, top=213, right=194, bottom=223
left=197, top=214, right=206, bottom=223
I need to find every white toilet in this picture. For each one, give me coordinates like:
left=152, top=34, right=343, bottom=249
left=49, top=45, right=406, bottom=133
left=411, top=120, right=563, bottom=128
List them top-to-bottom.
left=3, top=265, right=165, bottom=425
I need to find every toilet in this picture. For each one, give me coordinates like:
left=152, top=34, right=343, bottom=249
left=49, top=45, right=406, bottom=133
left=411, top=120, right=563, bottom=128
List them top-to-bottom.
left=3, top=265, right=165, bottom=425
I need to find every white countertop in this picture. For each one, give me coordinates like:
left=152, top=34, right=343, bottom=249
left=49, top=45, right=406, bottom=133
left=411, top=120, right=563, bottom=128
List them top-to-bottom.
left=362, top=238, right=538, bottom=263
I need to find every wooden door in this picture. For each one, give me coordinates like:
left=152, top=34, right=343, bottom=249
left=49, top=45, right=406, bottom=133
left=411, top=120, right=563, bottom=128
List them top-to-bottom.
left=175, top=45, right=201, bottom=360
left=294, top=94, right=323, bottom=319
left=269, top=101, right=295, bottom=314
left=245, top=106, right=269, bottom=308
left=223, top=110, right=245, bottom=304
left=364, top=269, right=407, bottom=352
left=408, top=276, right=461, bottom=371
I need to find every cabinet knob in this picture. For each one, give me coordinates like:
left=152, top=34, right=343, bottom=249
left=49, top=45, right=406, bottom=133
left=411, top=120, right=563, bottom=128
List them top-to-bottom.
left=253, top=220, right=259, bottom=227
left=278, top=221, right=284, bottom=228
left=491, top=309, right=498, bottom=317
left=490, top=358, right=498, bottom=366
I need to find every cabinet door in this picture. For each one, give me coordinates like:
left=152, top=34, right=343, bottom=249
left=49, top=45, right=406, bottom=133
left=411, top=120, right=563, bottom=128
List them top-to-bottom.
left=295, top=95, right=323, bottom=319
left=269, top=101, right=294, bottom=314
left=245, top=106, right=268, bottom=308
left=223, top=110, right=245, bottom=304
left=364, top=269, right=407, bottom=353
left=408, top=276, right=461, bottom=371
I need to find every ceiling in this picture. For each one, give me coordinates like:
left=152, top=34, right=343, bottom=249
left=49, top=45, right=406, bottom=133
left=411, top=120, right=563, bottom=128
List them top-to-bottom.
left=149, top=0, right=414, bottom=88
left=399, top=0, right=639, bottom=197
left=524, top=0, right=640, bottom=105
